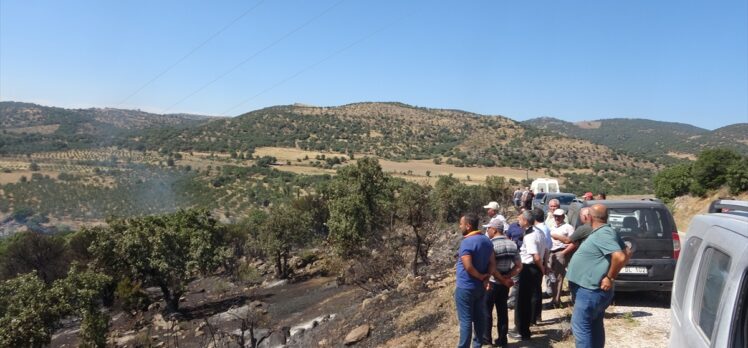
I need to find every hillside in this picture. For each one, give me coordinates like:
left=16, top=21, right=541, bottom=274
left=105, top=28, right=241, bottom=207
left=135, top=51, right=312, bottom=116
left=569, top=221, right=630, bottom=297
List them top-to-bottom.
left=0, top=101, right=215, bottom=153
left=133, top=102, right=655, bottom=173
left=523, top=117, right=748, bottom=161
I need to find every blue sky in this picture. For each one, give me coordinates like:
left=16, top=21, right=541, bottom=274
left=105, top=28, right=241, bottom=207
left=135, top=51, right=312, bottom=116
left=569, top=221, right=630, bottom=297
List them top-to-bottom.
left=1, top=0, right=746, bottom=129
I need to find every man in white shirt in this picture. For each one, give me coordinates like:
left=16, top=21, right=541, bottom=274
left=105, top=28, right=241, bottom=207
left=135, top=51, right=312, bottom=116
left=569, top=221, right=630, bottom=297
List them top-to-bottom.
left=484, top=201, right=509, bottom=232
left=548, top=208, right=577, bottom=307
left=510, top=210, right=547, bottom=341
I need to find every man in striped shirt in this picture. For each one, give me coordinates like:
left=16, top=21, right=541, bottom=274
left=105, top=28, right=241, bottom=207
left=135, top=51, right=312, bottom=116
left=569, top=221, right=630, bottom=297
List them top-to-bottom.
left=481, top=219, right=522, bottom=347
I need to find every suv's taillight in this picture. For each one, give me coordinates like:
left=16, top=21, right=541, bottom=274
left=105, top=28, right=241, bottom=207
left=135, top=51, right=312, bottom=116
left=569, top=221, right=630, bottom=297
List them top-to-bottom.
left=672, top=232, right=681, bottom=259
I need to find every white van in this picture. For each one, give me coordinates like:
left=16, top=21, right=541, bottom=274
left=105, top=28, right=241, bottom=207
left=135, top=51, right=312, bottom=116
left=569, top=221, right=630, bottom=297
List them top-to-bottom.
left=530, top=178, right=560, bottom=194
left=669, top=199, right=748, bottom=348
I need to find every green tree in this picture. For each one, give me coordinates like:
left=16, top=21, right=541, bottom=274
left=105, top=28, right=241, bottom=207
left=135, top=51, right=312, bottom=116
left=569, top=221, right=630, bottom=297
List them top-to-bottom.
left=691, top=148, right=742, bottom=190
left=726, top=156, right=748, bottom=194
left=326, top=158, right=392, bottom=257
left=653, top=163, right=693, bottom=200
left=431, top=175, right=469, bottom=223
left=258, top=203, right=312, bottom=278
left=89, top=209, right=230, bottom=313
left=0, top=232, right=70, bottom=283
left=55, top=267, right=111, bottom=348
left=0, top=268, right=110, bottom=348
left=0, top=272, right=67, bottom=347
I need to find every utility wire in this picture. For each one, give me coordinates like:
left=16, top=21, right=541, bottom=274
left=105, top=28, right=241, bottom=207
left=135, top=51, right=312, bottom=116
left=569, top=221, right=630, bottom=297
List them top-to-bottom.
left=116, top=0, right=266, bottom=108
left=161, top=0, right=347, bottom=113
left=220, top=8, right=416, bottom=117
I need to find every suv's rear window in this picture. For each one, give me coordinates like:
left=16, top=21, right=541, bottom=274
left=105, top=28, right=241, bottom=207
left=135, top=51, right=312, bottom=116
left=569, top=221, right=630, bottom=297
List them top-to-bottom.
left=555, top=195, right=575, bottom=205
left=608, top=207, right=674, bottom=239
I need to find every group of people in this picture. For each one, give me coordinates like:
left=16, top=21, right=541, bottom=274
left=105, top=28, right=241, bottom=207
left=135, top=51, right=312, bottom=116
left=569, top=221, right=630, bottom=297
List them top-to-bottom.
left=512, top=187, right=607, bottom=211
left=454, top=199, right=631, bottom=348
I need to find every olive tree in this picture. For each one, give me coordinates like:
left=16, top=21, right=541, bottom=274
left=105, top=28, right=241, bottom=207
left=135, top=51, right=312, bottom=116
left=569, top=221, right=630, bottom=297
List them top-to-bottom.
left=326, top=157, right=392, bottom=257
left=89, top=209, right=231, bottom=313
left=0, top=268, right=110, bottom=348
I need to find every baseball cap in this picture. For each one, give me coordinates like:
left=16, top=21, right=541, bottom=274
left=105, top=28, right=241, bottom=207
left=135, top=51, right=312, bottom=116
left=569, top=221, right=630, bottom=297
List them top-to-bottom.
left=483, top=201, right=500, bottom=210
left=553, top=208, right=565, bottom=216
left=483, top=218, right=505, bottom=231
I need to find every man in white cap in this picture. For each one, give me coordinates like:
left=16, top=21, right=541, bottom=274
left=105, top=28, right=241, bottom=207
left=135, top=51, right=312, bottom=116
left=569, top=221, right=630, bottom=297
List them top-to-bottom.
left=484, top=201, right=509, bottom=232
left=548, top=208, right=576, bottom=307
left=481, top=218, right=521, bottom=347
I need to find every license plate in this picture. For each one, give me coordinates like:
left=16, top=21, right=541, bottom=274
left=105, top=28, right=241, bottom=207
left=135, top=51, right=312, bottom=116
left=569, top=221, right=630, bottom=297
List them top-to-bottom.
left=621, top=266, right=648, bottom=275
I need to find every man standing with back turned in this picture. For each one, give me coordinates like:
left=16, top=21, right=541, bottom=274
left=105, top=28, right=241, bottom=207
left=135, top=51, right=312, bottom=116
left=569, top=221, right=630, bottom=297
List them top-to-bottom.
left=566, top=204, right=631, bottom=348
left=454, top=213, right=496, bottom=348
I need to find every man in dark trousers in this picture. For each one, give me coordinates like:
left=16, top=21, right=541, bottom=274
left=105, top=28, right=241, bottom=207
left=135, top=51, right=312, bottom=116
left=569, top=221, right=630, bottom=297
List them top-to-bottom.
left=509, top=210, right=547, bottom=341
left=454, top=213, right=496, bottom=348
left=481, top=219, right=522, bottom=347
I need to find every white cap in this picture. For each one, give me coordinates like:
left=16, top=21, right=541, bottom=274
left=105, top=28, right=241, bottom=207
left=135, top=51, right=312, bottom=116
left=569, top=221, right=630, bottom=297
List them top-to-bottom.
left=483, top=201, right=500, bottom=210
left=553, top=208, right=565, bottom=216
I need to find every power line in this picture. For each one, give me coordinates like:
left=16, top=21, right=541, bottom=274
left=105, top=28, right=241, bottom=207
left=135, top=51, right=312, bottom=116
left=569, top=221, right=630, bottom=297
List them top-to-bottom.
left=116, top=0, right=266, bottom=108
left=161, top=0, right=347, bottom=113
left=220, top=8, right=416, bottom=117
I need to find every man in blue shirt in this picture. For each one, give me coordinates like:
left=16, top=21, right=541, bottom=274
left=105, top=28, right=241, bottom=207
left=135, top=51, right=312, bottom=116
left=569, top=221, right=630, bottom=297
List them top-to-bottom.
left=455, top=212, right=496, bottom=348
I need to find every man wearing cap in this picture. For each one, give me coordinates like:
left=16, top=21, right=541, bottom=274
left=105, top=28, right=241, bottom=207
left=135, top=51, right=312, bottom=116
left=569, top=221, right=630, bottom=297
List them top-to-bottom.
left=513, top=187, right=522, bottom=208
left=583, top=192, right=594, bottom=201
left=544, top=199, right=568, bottom=227
left=484, top=201, right=509, bottom=232
left=548, top=208, right=576, bottom=307
left=481, top=219, right=522, bottom=347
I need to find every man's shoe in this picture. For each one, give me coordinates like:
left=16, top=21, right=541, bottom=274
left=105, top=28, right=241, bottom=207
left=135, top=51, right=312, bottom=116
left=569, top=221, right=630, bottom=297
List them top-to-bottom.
left=508, top=331, right=529, bottom=341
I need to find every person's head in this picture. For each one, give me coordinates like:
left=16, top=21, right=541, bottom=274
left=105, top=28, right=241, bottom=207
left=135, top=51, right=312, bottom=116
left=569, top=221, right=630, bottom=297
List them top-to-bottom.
left=583, top=192, right=594, bottom=201
left=596, top=192, right=607, bottom=200
left=547, top=198, right=561, bottom=212
left=483, top=201, right=500, bottom=217
left=590, top=204, right=609, bottom=226
left=531, top=207, right=545, bottom=225
left=579, top=207, right=592, bottom=225
left=553, top=208, right=566, bottom=224
left=518, top=210, right=535, bottom=228
left=459, top=213, right=481, bottom=235
left=484, top=219, right=505, bottom=238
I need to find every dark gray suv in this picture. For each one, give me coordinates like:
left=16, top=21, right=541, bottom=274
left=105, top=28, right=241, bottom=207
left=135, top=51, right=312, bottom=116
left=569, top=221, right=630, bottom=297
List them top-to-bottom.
left=567, top=199, right=680, bottom=292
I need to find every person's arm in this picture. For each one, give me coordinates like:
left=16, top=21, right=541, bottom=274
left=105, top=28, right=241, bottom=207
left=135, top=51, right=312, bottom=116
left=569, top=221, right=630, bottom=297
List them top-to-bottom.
left=560, top=242, right=577, bottom=256
left=600, top=250, right=627, bottom=291
left=533, top=252, right=545, bottom=275
left=461, top=254, right=488, bottom=281
left=509, top=258, right=522, bottom=277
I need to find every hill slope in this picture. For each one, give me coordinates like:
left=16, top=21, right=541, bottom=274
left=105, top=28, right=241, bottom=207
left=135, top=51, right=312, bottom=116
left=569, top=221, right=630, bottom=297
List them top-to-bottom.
left=0, top=101, right=215, bottom=153
left=134, top=102, right=654, bottom=173
left=523, top=117, right=748, bottom=161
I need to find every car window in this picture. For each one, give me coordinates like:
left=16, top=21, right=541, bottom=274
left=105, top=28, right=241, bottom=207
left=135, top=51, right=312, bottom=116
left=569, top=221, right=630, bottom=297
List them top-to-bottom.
left=548, top=182, right=558, bottom=192
left=555, top=195, right=575, bottom=205
left=609, top=207, right=673, bottom=239
left=674, top=237, right=703, bottom=309
left=695, top=247, right=731, bottom=341
left=731, top=271, right=747, bottom=348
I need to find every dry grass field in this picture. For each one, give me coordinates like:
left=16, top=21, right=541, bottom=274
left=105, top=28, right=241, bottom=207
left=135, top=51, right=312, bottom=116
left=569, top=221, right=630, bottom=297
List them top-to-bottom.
left=254, top=146, right=548, bottom=183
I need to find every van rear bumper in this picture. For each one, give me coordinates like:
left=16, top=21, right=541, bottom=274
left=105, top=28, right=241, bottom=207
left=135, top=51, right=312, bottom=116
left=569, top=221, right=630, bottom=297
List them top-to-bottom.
left=614, top=280, right=673, bottom=292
